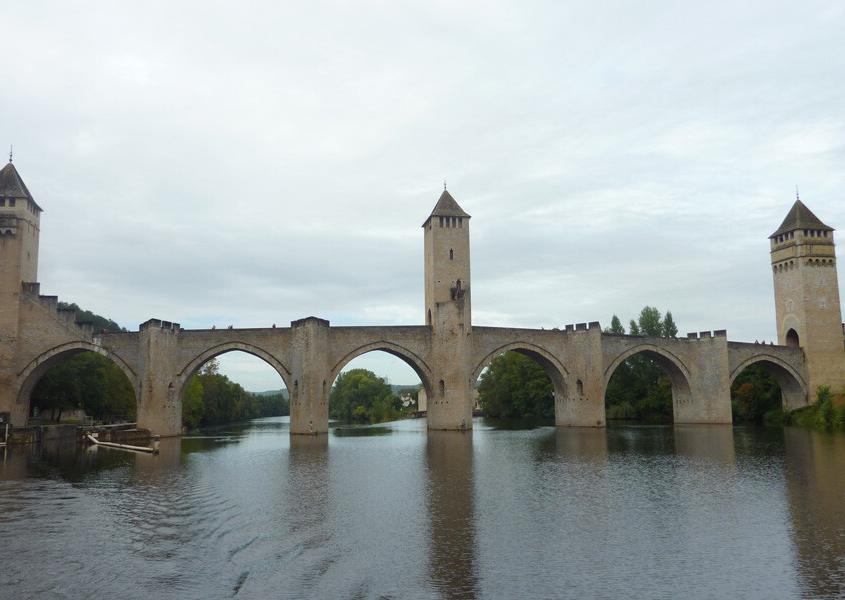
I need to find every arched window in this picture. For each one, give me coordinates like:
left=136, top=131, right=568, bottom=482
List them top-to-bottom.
left=449, top=249, right=454, bottom=260
left=786, top=329, right=799, bottom=348
left=439, top=379, right=445, bottom=397
left=577, top=379, right=584, bottom=396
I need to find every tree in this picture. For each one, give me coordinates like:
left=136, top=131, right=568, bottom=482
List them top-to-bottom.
left=605, top=306, right=683, bottom=421
left=638, top=306, right=663, bottom=337
left=662, top=311, right=678, bottom=338
left=607, top=315, right=625, bottom=334
left=30, top=352, right=136, bottom=422
left=477, top=352, right=553, bottom=419
left=201, top=358, right=220, bottom=376
left=180, top=360, right=290, bottom=430
left=730, top=364, right=781, bottom=422
left=329, top=369, right=402, bottom=424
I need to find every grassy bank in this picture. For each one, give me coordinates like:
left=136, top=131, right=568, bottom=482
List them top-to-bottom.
left=783, top=386, right=845, bottom=431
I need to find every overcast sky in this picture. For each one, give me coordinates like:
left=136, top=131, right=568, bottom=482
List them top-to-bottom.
left=4, top=1, right=845, bottom=390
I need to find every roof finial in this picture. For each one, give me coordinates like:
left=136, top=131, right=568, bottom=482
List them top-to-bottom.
left=8, top=145, right=12, bottom=163
left=443, top=179, right=447, bottom=191
left=796, top=185, right=800, bottom=201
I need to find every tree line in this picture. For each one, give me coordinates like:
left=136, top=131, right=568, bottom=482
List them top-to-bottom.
left=181, top=359, right=289, bottom=430
left=328, top=368, right=415, bottom=424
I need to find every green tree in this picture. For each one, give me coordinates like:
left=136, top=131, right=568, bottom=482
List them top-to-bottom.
left=605, top=306, right=684, bottom=421
left=638, top=306, right=663, bottom=337
left=663, top=311, right=678, bottom=338
left=607, top=315, right=625, bottom=334
left=31, top=352, right=136, bottom=422
left=477, top=352, right=554, bottom=419
left=180, top=358, right=290, bottom=430
left=730, top=364, right=781, bottom=422
left=329, top=369, right=402, bottom=424
left=182, top=376, right=204, bottom=429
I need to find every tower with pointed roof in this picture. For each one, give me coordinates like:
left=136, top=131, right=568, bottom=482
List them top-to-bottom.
left=0, top=159, right=43, bottom=339
left=422, top=188, right=474, bottom=429
left=770, top=197, right=845, bottom=396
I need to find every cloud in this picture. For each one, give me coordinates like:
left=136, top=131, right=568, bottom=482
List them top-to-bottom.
left=4, top=1, right=845, bottom=388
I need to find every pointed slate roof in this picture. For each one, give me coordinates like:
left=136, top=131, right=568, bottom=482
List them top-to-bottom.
left=0, top=162, right=40, bottom=210
left=423, top=189, right=470, bottom=226
left=770, top=199, right=832, bottom=238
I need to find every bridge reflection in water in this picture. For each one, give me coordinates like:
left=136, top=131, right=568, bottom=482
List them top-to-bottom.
left=1, top=420, right=845, bottom=597
left=426, top=431, right=479, bottom=599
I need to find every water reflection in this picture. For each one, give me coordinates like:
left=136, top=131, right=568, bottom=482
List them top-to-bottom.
left=4, top=419, right=845, bottom=598
left=673, top=424, right=736, bottom=464
left=783, top=428, right=845, bottom=597
left=426, top=430, right=479, bottom=599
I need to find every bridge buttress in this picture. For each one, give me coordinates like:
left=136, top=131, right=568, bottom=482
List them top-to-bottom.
left=428, top=301, right=474, bottom=431
left=289, top=317, right=331, bottom=435
left=136, top=320, right=182, bottom=436
left=558, top=325, right=607, bottom=427
left=678, top=334, right=732, bottom=424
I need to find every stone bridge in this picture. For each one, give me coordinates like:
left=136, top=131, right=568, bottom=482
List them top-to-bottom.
left=0, top=165, right=826, bottom=436
left=2, top=284, right=807, bottom=436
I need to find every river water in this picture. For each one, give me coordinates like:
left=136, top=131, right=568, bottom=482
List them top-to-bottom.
left=1, top=418, right=844, bottom=599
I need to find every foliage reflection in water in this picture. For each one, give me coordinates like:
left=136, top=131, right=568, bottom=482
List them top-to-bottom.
left=2, top=418, right=845, bottom=598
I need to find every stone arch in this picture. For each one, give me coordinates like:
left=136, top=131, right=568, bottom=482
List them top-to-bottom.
left=786, top=328, right=799, bottom=348
left=15, top=341, right=140, bottom=419
left=176, top=341, right=293, bottom=399
left=329, top=341, right=435, bottom=400
left=471, top=341, right=570, bottom=417
left=603, top=343, right=692, bottom=416
left=730, top=354, right=808, bottom=411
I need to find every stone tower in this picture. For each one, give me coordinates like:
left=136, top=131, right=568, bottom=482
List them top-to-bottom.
left=0, top=160, right=42, bottom=340
left=423, top=189, right=474, bottom=429
left=770, top=197, right=845, bottom=397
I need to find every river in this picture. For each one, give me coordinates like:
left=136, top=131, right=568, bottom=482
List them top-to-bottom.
left=1, top=418, right=844, bottom=599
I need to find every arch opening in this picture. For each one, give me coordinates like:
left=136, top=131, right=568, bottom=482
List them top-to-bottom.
left=786, top=328, right=800, bottom=348
left=471, top=345, right=568, bottom=424
left=18, top=346, right=138, bottom=426
left=328, top=347, right=431, bottom=425
left=604, top=348, right=691, bottom=423
left=178, top=349, right=291, bottom=431
left=730, top=357, right=807, bottom=419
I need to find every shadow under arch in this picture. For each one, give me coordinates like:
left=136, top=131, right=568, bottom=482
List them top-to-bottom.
left=16, top=341, right=140, bottom=415
left=175, top=341, right=294, bottom=399
left=329, top=341, right=435, bottom=400
left=471, top=342, right=570, bottom=419
left=603, top=343, right=693, bottom=418
left=730, top=354, right=808, bottom=411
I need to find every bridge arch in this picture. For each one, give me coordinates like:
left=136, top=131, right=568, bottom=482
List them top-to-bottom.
left=15, top=341, right=140, bottom=419
left=175, top=341, right=294, bottom=398
left=329, top=341, right=435, bottom=399
left=471, top=341, right=570, bottom=419
left=603, top=343, right=692, bottom=418
left=730, top=354, right=807, bottom=411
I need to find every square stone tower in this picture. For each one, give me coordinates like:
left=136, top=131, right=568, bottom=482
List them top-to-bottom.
left=0, top=160, right=42, bottom=341
left=423, top=189, right=473, bottom=429
left=770, top=197, right=845, bottom=397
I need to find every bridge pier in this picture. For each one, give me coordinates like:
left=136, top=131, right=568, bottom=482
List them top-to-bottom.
left=427, top=302, right=474, bottom=431
left=289, top=317, right=330, bottom=435
left=136, top=320, right=182, bottom=437
left=557, top=325, right=607, bottom=427
left=674, top=334, right=732, bottom=424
